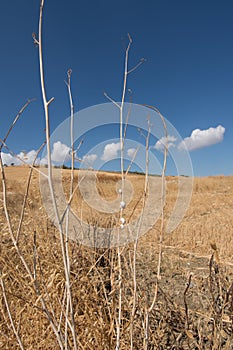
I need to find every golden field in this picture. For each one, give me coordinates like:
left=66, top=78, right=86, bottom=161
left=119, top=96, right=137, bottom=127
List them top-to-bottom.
left=0, top=166, right=233, bottom=349
left=2, top=166, right=232, bottom=258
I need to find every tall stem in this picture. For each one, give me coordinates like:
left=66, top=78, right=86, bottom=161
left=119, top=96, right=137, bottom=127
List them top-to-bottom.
left=38, top=1, right=78, bottom=348
left=119, top=34, right=132, bottom=211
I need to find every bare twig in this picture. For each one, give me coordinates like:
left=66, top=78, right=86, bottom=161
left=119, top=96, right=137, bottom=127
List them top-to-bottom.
left=37, top=1, right=78, bottom=348
left=115, top=34, right=134, bottom=350
left=127, top=57, right=146, bottom=75
left=64, top=68, right=77, bottom=349
left=103, top=92, right=121, bottom=109
left=0, top=99, right=35, bottom=153
left=143, top=104, right=168, bottom=281
left=138, top=106, right=168, bottom=349
left=0, top=116, right=64, bottom=349
left=0, top=140, right=46, bottom=178
left=16, top=141, right=46, bottom=243
left=125, top=146, right=139, bottom=176
left=0, top=272, right=25, bottom=350
left=184, top=273, right=193, bottom=329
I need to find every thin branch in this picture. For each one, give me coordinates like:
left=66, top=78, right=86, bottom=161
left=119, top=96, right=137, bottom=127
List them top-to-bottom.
left=37, top=1, right=78, bottom=348
left=115, top=35, right=133, bottom=350
left=127, top=58, right=146, bottom=75
left=64, top=68, right=77, bottom=350
left=104, top=92, right=121, bottom=109
left=123, top=94, right=132, bottom=143
left=0, top=99, right=35, bottom=152
left=142, top=104, right=168, bottom=281
left=137, top=105, right=168, bottom=349
left=0, top=116, right=64, bottom=349
left=0, top=140, right=47, bottom=179
left=16, top=141, right=46, bottom=243
left=125, top=146, right=139, bottom=177
left=0, top=273, right=25, bottom=350
left=184, top=273, right=193, bottom=329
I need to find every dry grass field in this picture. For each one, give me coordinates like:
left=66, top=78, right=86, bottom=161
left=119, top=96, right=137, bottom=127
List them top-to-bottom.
left=0, top=166, right=233, bottom=349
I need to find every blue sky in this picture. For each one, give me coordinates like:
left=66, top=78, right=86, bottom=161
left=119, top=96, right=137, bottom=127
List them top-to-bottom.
left=0, top=0, right=233, bottom=176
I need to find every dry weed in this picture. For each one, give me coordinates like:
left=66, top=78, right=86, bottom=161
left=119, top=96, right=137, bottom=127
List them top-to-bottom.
left=1, top=169, right=233, bottom=349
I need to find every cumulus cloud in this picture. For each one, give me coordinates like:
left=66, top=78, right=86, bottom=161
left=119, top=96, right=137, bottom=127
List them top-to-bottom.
left=179, top=125, right=225, bottom=151
left=154, top=135, right=177, bottom=152
left=51, top=141, right=71, bottom=163
left=1, top=142, right=72, bottom=167
left=101, top=142, right=121, bottom=161
left=127, top=148, right=137, bottom=158
left=1, top=150, right=38, bottom=166
left=18, top=150, right=38, bottom=164
left=1, top=152, right=20, bottom=166
left=82, top=154, right=97, bottom=165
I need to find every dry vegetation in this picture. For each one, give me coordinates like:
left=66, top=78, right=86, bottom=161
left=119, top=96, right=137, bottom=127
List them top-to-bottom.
left=1, top=3, right=233, bottom=349
left=0, top=166, right=233, bottom=349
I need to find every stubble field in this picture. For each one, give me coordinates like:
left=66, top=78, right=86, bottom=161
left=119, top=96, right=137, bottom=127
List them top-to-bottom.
left=0, top=166, right=233, bottom=349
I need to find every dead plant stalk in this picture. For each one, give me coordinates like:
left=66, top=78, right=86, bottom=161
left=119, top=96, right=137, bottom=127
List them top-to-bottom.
left=37, top=1, right=77, bottom=348
left=64, top=68, right=75, bottom=349
left=0, top=108, right=64, bottom=349
left=0, top=273, right=25, bottom=350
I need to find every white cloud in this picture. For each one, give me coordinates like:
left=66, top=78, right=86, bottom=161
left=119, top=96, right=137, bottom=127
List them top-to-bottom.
left=179, top=125, right=225, bottom=151
left=154, top=135, right=177, bottom=151
left=1, top=141, right=72, bottom=167
left=51, top=141, right=71, bottom=163
left=101, top=142, right=121, bottom=161
left=127, top=148, right=136, bottom=158
left=1, top=150, right=38, bottom=166
left=18, top=150, right=38, bottom=164
left=1, top=152, right=19, bottom=166
left=82, top=154, right=97, bottom=165
left=39, top=156, right=48, bottom=166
